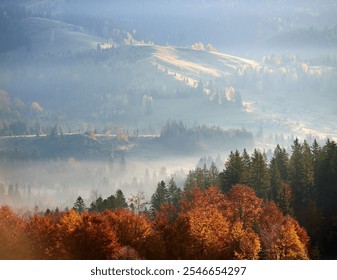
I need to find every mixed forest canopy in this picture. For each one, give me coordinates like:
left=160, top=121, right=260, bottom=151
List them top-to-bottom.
left=1, top=139, right=336, bottom=260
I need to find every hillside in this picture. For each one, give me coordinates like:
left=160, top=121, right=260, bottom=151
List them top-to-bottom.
left=0, top=7, right=337, bottom=143
left=21, top=17, right=101, bottom=54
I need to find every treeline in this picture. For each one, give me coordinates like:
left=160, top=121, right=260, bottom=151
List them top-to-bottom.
left=159, top=120, right=254, bottom=152
left=1, top=138, right=336, bottom=260
left=217, top=139, right=337, bottom=259
left=0, top=184, right=309, bottom=260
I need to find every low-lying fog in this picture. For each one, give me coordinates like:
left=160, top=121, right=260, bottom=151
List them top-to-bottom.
left=0, top=156, right=205, bottom=211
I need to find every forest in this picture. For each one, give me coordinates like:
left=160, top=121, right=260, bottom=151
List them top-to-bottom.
left=1, top=139, right=336, bottom=260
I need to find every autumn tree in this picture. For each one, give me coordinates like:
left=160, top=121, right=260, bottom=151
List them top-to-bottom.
left=226, top=184, right=262, bottom=229
left=177, top=187, right=230, bottom=259
left=258, top=202, right=310, bottom=260
left=152, top=204, right=180, bottom=259
left=182, top=205, right=230, bottom=259
left=0, top=206, right=31, bottom=259
left=105, top=209, right=165, bottom=259
left=60, top=212, right=122, bottom=259
left=25, top=213, right=64, bottom=259
left=228, top=220, right=261, bottom=260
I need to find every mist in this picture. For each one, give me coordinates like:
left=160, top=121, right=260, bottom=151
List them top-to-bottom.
left=1, top=0, right=337, bottom=212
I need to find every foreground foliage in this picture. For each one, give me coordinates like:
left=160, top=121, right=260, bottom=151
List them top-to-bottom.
left=0, top=184, right=309, bottom=260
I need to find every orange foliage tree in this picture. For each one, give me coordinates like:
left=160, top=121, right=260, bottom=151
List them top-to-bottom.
left=1, top=182, right=310, bottom=260
left=226, top=184, right=262, bottom=229
left=177, top=187, right=231, bottom=259
left=258, top=202, right=310, bottom=259
left=152, top=204, right=180, bottom=259
left=181, top=205, right=230, bottom=259
left=0, top=206, right=32, bottom=259
left=105, top=209, right=165, bottom=259
left=59, top=211, right=122, bottom=260
left=25, top=213, right=64, bottom=259
left=228, top=220, right=261, bottom=260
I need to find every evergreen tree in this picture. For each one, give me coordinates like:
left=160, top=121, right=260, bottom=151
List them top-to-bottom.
left=289, top=139, right=305, bottom=209
left=289, top=139, right=315, bottom=211
left=316, top=139, right=337, bottom=257
left=302, top=141, right=315, bottom=201
left=269, top=145, right=290, bottom=205
left=272, top=145, right=289, bottom=182
left=241, top=148, right=251, bottom=185
left=250, top=149, right=270, bottom=199
left=219, top=150, right=244, bottom=193
left=208, top=162, right=220, bottom=187
left=184, top=167, right=209, bottom=192
left=167, top=178, right=181, bottom=209
left=151, top=181, right=168, bottom=216
left=276, top=183, right=294, bottom=216
left=114, top=189, right=128, bottom=209
left=104, top=195, right=116, bottom=210
left=73, top=196, right=86, bottom=213
left=89, top=196, right=104, bottom=212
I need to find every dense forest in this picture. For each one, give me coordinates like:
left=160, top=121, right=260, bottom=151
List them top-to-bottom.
left=1, top=139, right=336, bottom=260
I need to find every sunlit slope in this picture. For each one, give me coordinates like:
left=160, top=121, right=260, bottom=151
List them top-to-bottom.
left=150, top=45, right=258, bottom=84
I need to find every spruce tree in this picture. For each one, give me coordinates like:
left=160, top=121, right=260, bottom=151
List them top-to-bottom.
left=250, top=149, right=270, bottom=199
left=219, top=150, right=244, bottom=193
left=167, top=178, right=181, bottom=209
left=150, top=181, right=168, bottom=216
left=115, top=189, right=128, bottom=209
left=73, top=196, right=86, bottom=213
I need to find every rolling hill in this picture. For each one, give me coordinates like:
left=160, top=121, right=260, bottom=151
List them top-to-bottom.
left=0, top=14, right=337, bottom=142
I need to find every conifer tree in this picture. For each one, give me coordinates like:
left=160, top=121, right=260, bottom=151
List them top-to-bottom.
left=302, top=141, right=315, bottom=201
left=241, top=148, right=252, bottom=185
left=250, top=149, right=270, bottom=199
left=220, top=150, right=244, bottom=193
left=208, top=162, right=220, bottom=187
left=167, top=178, right=181, bottom=209
left=150, top=181, right=168, bottom=216
left=114, top=189, right=128, bottom=209
left=73, top=196, right=86, bottom=214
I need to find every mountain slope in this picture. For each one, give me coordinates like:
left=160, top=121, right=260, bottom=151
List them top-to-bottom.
left=1, top=15, right=336, bottom=141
